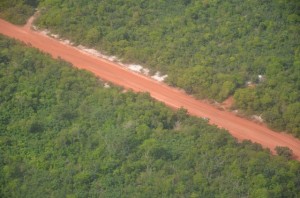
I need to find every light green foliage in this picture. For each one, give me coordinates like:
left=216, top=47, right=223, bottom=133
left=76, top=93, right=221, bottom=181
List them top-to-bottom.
left=33, top=0, right=300, bottom=135
left=1, top=36, right=300, bottom=197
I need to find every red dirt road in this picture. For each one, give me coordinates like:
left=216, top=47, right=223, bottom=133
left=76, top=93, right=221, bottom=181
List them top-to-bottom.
left=1, top=18, right=300, bottom=160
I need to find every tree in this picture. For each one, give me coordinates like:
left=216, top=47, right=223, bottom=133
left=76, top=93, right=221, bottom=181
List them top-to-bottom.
left=275, top=146, right=293, bottom=159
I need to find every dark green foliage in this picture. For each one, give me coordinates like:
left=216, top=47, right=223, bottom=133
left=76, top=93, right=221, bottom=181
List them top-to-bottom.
left=0, top=0, right=39, bottom=24
left=33, top=0, right=300, bottom=135
left=1, top=36, right=300, bottom=197
left=275, top=146, right=293, bottom=160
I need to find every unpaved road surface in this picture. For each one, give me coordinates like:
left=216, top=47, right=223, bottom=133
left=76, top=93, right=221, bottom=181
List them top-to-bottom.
left=1, top=18, right=299, bottom=160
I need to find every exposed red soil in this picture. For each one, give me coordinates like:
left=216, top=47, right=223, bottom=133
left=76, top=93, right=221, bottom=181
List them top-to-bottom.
left=1, top=18, right=299, bottom=160
left=221, top=96, right=234, bottom=110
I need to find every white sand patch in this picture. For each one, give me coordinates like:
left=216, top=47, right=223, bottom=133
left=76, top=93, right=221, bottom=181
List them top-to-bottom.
left=36, top=29, right=168, bottom=82
left=40, top=29, right=50, bottom=35
left=51, top=33, right=59, bottom=39
left=60, top=39, right=73, bottom=45
left=77, top=45, right=119, bottom=62
left=77, top=45, right=103, bottom=57
left=75, top=46, right=152, bottom=76
left=107, top=56, right=118, bottom=62
left=126, top=64, right=149, bottom=75
left=128, top=64, right=143, bottom=72
left=142, top=68, right=150, bottom=75
left=151, top=72, right=168, bottom=82
left=104, top=83, right=110, bottom=88
left=233, top=110, right=239, bottom=114
left=252, top=115, right=264, bottom=123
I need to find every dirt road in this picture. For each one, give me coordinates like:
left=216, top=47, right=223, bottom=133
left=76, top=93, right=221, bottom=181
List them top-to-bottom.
left=1, top=18, right=299, bottom=160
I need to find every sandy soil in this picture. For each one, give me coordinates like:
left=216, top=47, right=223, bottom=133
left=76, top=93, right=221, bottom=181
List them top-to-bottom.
left=1, top=18, right=299, bottom=160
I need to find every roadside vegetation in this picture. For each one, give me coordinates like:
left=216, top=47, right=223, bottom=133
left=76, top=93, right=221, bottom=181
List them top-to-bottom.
left=0, top=0, right=39, bottom=24
left=33, top=0, right=300, bottom=136
left=1, top=36, right=300, bottom=197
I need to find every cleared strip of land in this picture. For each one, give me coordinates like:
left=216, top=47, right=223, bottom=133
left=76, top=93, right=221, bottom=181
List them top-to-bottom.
left=1, top=18, right=299, bottom=160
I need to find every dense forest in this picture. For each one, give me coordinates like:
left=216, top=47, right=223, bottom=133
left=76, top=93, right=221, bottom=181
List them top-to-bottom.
left=0, top=0, right=39, bottom=24
left=27, top=0, right=299, bottom=136
left=1, top=36, right=300, bottom=197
